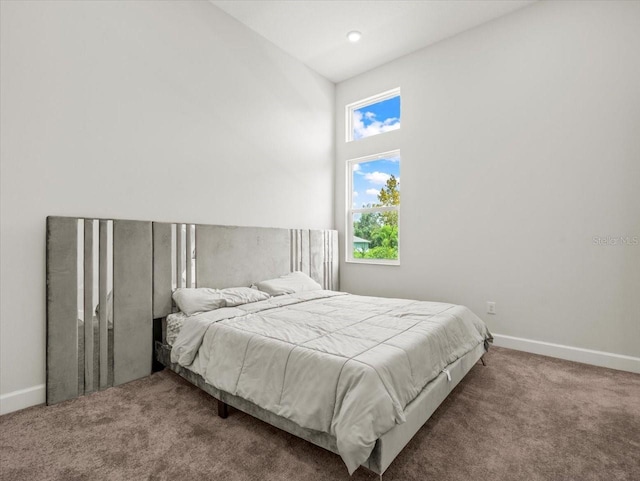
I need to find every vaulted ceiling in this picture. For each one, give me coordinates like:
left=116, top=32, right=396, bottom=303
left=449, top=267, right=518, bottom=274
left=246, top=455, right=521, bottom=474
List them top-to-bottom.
left=211, top=1, right=537, bottom=82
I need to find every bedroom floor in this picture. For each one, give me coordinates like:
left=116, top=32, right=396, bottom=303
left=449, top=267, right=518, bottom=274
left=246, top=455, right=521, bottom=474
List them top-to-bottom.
left=1, top=347, right=638, bottom=481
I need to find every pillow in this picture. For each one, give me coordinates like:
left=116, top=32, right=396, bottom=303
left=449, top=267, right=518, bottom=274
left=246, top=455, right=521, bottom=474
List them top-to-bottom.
left=254, top=271, right=322, bottom=296
left=172, top=287, right=271, bottom=315
left=220, top=287, right=270, bottom=307
left=172, top=288, right=225, bottom=316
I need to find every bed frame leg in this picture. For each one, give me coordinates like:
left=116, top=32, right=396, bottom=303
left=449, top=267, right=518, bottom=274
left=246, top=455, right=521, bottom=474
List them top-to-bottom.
left=480, top=356, right=486, bottom=366
left=217, top=400, right=228, bottom=419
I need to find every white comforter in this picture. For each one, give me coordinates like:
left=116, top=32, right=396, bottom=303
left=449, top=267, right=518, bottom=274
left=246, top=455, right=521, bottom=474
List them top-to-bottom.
left=171, top=290, right=491, bottom=474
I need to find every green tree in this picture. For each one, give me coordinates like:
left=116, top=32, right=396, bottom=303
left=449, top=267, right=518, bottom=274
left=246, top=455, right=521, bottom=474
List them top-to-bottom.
left=352, top=175, right=400, bottom=260
left=377, top=175, right=400, bottom=226
left=378, top=175, right=400, bottom=207
left=354, top=211, right=380, bottom=244
left=371, top=224, right=398, bottom=249
left=363, top=245, right=398, bottom=259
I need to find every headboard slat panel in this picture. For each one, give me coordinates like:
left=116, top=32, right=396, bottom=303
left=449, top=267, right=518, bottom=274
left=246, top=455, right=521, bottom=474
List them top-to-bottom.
left=46, top=217, right=80, bottom=404
left=83, top=219, right=95, bottom=394
left=98, top=220, right=111, bottom=390
left=113, top=220, right=152, bottom=386
left=152, top=222, right=172, bottom=319
left=176, top=224, right=184, bottom=289
left=186, top=225, right=193, bottom=288
left=195, top=225, right=292, bottom=290
left=301, top=229, right=310, bottom=276
left=309, top=230, right=324, bottom=287
left=331, top=231, right=339, bottom=291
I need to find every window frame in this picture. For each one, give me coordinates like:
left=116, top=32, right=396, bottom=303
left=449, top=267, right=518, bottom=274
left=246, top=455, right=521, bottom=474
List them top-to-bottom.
left=345, top=87, right=401, bottom=142
left=346, top=150, right=401, bottom=266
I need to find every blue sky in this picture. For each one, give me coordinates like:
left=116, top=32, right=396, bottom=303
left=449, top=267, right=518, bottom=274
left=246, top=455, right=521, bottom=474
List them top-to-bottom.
left=353, top=95, right=401, bottom=140
left=352, top=156, right=400, bottom=208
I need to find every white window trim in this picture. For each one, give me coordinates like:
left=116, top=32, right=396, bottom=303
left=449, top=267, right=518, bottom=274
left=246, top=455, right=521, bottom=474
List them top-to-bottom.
left=345, top=87, right=401, bottom=142
left=346, top=150, right=400, bottom=266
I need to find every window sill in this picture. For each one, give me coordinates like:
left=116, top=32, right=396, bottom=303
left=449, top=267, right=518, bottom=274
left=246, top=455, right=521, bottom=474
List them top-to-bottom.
left=346, top=259, right=400, bottom=266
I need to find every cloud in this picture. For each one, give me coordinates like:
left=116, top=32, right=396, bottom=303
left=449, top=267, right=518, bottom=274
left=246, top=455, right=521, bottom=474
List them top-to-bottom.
left=353, top=110, right=400, bottom=140
left=364, top=171, right=391, bottom=185
left=365, top=188, right=380, bottom=196
left=352, top=191, right=358, bottom=197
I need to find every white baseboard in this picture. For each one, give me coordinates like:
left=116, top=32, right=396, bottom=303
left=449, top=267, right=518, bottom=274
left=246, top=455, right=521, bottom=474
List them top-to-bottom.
left=492, top=334, right=640, bottom=374
left=0, top=384, right=45, bottom=415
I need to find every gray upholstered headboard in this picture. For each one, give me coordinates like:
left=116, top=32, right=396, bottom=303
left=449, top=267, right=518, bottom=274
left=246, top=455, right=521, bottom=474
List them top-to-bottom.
left=46, top=216, right=338, bottom=405
left=152, top=223, right=338, bottom=318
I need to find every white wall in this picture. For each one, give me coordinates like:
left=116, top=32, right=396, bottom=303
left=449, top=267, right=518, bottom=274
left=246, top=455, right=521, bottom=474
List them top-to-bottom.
left=0, top=0, right=334, bottom=410
left=336, top=1, right=640, bottom=364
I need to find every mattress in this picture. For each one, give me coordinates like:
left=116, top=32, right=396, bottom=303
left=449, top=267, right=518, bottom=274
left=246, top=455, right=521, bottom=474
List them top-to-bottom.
left=171, top=290, right=492, bottom=474
left=165, top=312, right=187, bottom=346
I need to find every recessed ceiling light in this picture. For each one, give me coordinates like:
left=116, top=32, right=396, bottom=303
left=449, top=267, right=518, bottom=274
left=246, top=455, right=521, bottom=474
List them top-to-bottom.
left=347, top=31, right=362, bottom=43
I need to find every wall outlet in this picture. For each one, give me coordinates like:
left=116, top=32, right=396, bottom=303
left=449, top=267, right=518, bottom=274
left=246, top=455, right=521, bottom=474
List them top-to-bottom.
left=486, top=301, right=496, bottom=315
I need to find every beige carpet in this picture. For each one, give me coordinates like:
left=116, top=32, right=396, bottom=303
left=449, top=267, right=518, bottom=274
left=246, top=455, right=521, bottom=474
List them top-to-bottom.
left=1, top=347, right=639, bottom=481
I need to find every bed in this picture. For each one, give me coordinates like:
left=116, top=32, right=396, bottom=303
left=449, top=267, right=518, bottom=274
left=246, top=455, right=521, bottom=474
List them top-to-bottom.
left=46, top=216, right=491, bottom=477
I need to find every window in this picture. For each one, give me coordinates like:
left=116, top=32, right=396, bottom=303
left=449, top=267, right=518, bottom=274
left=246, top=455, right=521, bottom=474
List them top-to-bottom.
left=346, top=88, right=401, bottom=142
left=347, top=151, right=400, bottom=264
